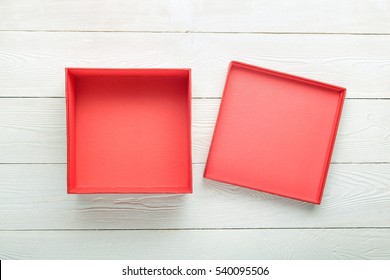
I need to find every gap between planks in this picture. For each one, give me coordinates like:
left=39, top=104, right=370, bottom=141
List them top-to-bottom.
left=1, top=30, right=390, bottom=36
left=1, top=227, right=389, bottom=232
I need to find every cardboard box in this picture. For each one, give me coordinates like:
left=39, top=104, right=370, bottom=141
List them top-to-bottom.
left=204, top=61, right=346, bottom=204
left=66, top=68, right=192, bottom=194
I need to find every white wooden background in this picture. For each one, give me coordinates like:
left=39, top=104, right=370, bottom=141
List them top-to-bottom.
left=1, top=0, right=390, bottom=259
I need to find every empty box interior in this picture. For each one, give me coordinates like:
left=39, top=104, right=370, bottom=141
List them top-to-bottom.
left=66, top=68, right=192, bottom=193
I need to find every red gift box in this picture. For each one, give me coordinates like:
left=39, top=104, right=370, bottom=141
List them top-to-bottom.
left=204, top=61, right=346, bottom=204
left=66, top=68, right=192, bottom=194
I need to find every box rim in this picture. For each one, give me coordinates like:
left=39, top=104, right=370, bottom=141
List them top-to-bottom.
left=204, top=60, right=347, bottom=204
left=66, top=67, right=192, bottom=194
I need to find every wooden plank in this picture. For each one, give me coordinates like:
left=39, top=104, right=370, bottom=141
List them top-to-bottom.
left=0, top=0, right=191, bottom=32
left=189, top=0, right=390, bottom=34
left=0, top=1, right=389, bottom=34
left=1, top=32, right=390, bottom=98
left=0, top=98, right=66, bottom=163
left=1, top=98, right=390, bottom=164
left=195, top=99, right=390, bottom=164
left=0, top=163, right=389, bottom=229
left=0, top=229, right=389, bottom=259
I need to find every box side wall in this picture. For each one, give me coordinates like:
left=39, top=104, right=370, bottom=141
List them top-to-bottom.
left=65, top=69, right=77, bottom=192
left=187, top=69, right=193, bottom=193
left=316, top=88, right=347, bottom=204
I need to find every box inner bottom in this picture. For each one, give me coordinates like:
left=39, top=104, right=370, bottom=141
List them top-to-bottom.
left=69, top=75, right=191, bottom=193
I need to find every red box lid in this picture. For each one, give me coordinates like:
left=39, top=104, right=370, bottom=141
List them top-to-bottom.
left=204, top=61, right=346, bottom=204
left=66, top=68, right=192, bottom=194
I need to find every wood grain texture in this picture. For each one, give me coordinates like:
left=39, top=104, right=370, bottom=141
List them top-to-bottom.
left=0, top=0, right=190, bottom=32
left=1, top=0, right=389, bottom=260
left=189, top=0, right=390, bottom=34
left=0, top=1, right=389, bottom=34
left=1, top=32, right=390, bottom=98
left=1, top=98, right=390, bottom=164
left=0, top=163, right=389, bottom=229
left=1, top=229, right=389, bottom=259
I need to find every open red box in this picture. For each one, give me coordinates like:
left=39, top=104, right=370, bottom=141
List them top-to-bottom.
left=204, top=61, right=346, bottom=204
left=66, top=68, right=192, bottom=194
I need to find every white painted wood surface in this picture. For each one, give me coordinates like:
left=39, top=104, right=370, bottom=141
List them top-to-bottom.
left=0, top=0, right=389, bottom=259
left=0, top=1, right=389, bottom=34
left=0, top=164, right=390, bottom=229
left=1, top=229, right=389, bottom=259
